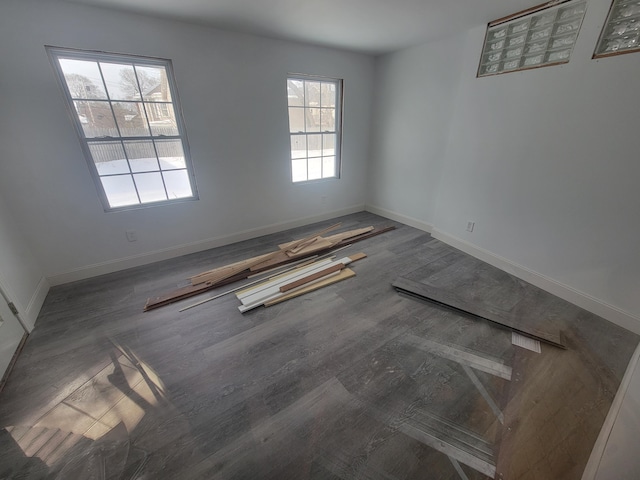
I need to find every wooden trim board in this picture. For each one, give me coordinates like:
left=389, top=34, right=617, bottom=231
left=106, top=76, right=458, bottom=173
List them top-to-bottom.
left=143, top=226, right=395, bottom=311
left=237, top=253, right=366, bottom=312
left=265, top=268, right=356, bottom=307
left=393, top=277, right=566, bottom=349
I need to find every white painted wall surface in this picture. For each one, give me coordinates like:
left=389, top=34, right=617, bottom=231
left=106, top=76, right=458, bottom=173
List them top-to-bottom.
left=0, top=0, right=374, bottom=283
left=368, top=0, right=640, bottom=327
left=434, top=0, right=640, bottom=322
left=367, top=37, right=465, bottom=229
left=0, top=194, right=48, bottom=330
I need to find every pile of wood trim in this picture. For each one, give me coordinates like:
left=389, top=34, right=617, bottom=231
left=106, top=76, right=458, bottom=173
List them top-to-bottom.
left=143, top=224, right=395, bottom=311
left=235, top=253, right=367, bottom=313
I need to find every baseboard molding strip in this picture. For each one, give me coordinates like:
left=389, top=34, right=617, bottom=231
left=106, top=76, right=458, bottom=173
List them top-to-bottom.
left=46, top=205, right=365, bottom=286
left=365, top=205, right=433, bottom=233
left=432, top=228, right=640, bottom=335
left=24, top=276, right=50, bottom=331
left=581, top=342, right=640, bottom=479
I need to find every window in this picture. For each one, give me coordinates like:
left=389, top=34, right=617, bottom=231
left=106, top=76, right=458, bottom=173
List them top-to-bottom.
left=478, top=0, right=587, bottom=77
left=594, top=0, right=640, bottom=58
left=46, top=46, right=198, bottom=210
left=287, top=76, right=342, bottom=182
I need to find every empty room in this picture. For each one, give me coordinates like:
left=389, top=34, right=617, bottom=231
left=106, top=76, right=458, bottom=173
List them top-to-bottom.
left=1, top=0, right=639, bottom=478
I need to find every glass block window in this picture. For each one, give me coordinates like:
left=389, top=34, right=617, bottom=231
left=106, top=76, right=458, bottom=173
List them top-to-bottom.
left=478, top=0, right=587, bottom=77
left=594, top=0, right=640, bottom=57
left=46, top=47, right=198, bottom=211
left=287, top=75, right=342, bottom=183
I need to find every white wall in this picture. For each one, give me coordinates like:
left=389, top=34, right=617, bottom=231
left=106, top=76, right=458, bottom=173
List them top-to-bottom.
left=0, top=0, right=374, bottom=284
left=368, top=0, right=640, bottom=331
left=367, top=37, right=465, bottom=230
left=0, top=192, right=48, bottom=331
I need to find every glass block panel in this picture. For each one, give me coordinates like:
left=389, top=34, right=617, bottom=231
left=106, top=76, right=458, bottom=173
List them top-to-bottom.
left=479, top=0, right=587, bottom=77
left=595, top=0, right=640, bottom=57
left=612, top=0, right=640, bottom=21
left=558, top=1, right=587, bottom=20
left=531, top=12, right=558, bottom=29
left=605, top=17, right=640, bottom=37
left=509, top=19, right=530, bottom=35
left=489, top=26, right=508, bottom=40
left=530, top=26, right=554, bottom=41
left=507, top=34, right=527, bottom=47
left=551, top=34, right=577, bottom=49
left=505, top=47, right=524, bottom=59
left=547, top=49, right=572, bottom=62
left=483, top=51, right=504, bottom=64
left=523, top=54, right=545, bottom=67
left=59, top=59, right=108, bottom=99
left=502, top=59, right=521, bottom=70
left=100, top=62, right=141, bottom=101
left=481, top=63, right=501, bottom=75
left=135, top=65, right=171, bottom=102
left=287, top=79, right=304, bottom=107
left=74, top=101, right=118, bottom=137
left=113, top=102, right=150, bottom=137
left=148, top=103, right=178, bottom=136
left=289, top=107, right=305, bottom=133
left=307, top=134, right=322, bottom=158
left=291, top=135, right=307, bottom=159
left=156, top=139, right=186, bottom=170
left=123, top=140, right=158, bottom=173
left=89, top=141, right=129, bottom=175
left=308, top=157, right=322, bottom=180
left=322, top=157, right=336, bottom=178
left=292, top=159, right=307, bottom=182
left=162, top=170, right=192, bottom=199
left=133, top=172, right=167, bottom=203
left=101, top=175, right=139, bottom=208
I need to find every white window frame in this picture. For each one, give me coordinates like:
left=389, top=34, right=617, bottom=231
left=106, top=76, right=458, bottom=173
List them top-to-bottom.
left=46, top=46, right=198, bottom=211
left=286, top=75, right=343, bottom=183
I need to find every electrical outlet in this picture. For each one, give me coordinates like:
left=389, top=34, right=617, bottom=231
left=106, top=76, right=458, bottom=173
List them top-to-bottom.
left=466, top=221, right=475, bottom=233
left=126, top=230, right=138, bottom=242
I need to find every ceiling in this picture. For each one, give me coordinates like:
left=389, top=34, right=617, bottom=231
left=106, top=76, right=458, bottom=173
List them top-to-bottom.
left=59, top=0, right=537, bottom=55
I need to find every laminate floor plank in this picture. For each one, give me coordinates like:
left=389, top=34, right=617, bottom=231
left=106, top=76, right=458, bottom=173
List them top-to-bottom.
left=0, top=212, right=637, bottom=479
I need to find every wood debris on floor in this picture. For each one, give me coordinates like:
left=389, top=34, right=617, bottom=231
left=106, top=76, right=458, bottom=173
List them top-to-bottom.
left=144, top=224, right=394, bottom=311
left=235, top=253, right=367, bottom=312
left=392, top=276, right=566, bottom=349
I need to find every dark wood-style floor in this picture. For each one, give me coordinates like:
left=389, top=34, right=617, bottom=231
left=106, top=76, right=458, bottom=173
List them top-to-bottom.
left=0, top=212, right=637, bottom=479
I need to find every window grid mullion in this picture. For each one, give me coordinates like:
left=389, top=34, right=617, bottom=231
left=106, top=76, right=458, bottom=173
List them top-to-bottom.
left=97, top=61, right=143, bottom=205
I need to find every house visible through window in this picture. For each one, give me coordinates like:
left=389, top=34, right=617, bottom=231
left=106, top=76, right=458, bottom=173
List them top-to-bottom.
left=46, top=46, right=198, bottom=210
left=287, top=76, right=342, bottom=182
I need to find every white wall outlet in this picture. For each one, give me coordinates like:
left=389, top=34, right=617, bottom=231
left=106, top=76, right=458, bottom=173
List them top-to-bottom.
left=466, top=221, right=475, bottom=233
left=125, top=230, right=138, bottom=242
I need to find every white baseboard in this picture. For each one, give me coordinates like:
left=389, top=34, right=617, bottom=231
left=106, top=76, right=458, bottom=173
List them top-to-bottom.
left=47, top=205, right=365, bottom=286
left=365, top=205, right=433, bottom=233
left=432, top=228, right=640, bottom=335
left=24, top=277, right=50, bottom=331
left=582, top=342, right=640, bottom=479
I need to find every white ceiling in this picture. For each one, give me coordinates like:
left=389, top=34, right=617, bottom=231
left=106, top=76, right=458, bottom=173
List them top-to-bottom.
left=59, top=0, right=537, bottom=55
